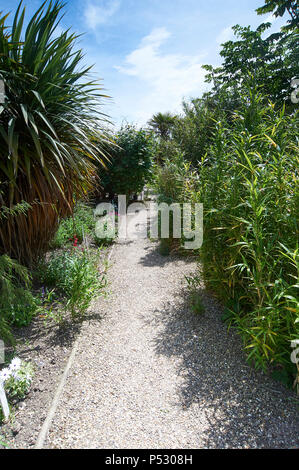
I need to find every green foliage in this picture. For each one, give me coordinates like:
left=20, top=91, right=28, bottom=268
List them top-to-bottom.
left=147, top=0, right=299, bottom=391
left=256, top=0, right=299, bottom=31
left=0, top=1, right=110, bottom=263
left=203, top=23, right=298, bottom=110
left=154, top=78, right=298, bottom=385
left=186, top=88, right=299, bottom=380
left=171, top=97, right=229, bottom=166
left=148, top=112, right=177, bottom=140
left=98, top=124, right=154, bottom=200
left=152, top=154, right=199, bottom=252
left=153, top=154, right=186, bottom=204
left=0, top=202, right=38, bottom=341
left=51, top=203, right=96, bottom=248
left=94, top=213, right=118, bottom=247
left=159, top=238, right=171, bottom=256
left=38, top=248, right=106, bottom=318
left=0, top=254, right=38, bottom=342
left=185, top=273, right=205, bottom=315
left=3, top=289, right=39, bottom=328
left=3, top=359, right=34, bottom=401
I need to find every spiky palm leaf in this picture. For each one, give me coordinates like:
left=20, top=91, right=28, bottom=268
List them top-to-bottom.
left=0, top=1, right=111, bottom=263
left=148, top=112, right=177, bottom=140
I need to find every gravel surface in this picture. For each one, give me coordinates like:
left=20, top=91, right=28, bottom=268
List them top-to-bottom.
left=44, top=209, right=299, bottom=449
left=0, top=311, right=82, bottom=448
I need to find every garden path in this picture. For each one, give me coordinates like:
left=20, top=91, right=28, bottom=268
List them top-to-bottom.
left=44, top=208, right=298, bottom=448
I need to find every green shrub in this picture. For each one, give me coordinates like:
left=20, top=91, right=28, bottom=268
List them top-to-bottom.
left=155, top=82, right=298, bottom=387
left=187, top=88, right=299, bottom=383
left=98, top=124, right=154, bottom=200
left=152, top=154, right=199, bottom=252
left=51, top=203, right=96, bottom=248
left=94, top=213, right=118, bottom=247
left=39, top=248, right=106, bottom=318
left=0, top=255, right=38, bottom=342
left=185, top=273, right=205, bottom=315
left=4, top=290, right=39, bottom=328
left=0, top=358, right=34, bottom=423
left=2, top=358, right=34, bottom=401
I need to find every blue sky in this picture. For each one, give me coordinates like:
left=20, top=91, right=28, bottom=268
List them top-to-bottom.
left=0, top=0, right=287, bottom=127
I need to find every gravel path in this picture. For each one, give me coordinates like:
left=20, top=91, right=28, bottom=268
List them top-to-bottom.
left=45, top=210, right=299, bottom=449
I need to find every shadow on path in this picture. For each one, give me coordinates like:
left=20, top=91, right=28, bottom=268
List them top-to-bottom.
left=139, top=243, right=196, bottom=268
left=149, top=286, right=299, bottom=448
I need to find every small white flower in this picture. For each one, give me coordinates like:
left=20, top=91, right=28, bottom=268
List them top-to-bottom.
left=9, top=357, right=21, bottom=370
left=0, top=367, right=11, bottom=383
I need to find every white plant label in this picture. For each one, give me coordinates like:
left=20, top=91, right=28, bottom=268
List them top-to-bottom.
left=0, top=381, right=9, bottom=421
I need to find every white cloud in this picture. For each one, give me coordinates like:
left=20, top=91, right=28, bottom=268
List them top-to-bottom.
left=84, top=0, right=120, bottom=29
left=264, top=13, right=277, bottom=23
left=216, top=26, right=234, bottom=45
left=115, top=27, right=208, bottom=124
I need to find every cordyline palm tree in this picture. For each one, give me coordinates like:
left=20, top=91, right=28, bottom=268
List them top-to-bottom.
left=0, top=0, right=110, bottom=264
left=148, top=112, right=177, bottom=140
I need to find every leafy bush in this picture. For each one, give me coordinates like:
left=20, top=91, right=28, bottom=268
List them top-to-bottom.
left=154, top=80, right=298, bottom=387
left=187, top=88, right=299, bottom=382
left=171, top=97, right=228, bottom=166
left=148, top=112, right=177, bottom=140
left=98, top=124, right=154, bottom=200
left=152, top=153, right=199, bottom=252
left=153, top=154, right=186, bottom=204
left=51, top=203, right=96, bottom=248
left=94, top=213, right=119, bottom=247
left=38, top=248, right=106, bottom=318
left=0, top=255, right=38, bottom=343
left=185, top=273, right=205, bottom=315
left=3, top=290, right=39, bottom=328
left=1, top=358, right=34, bottom=401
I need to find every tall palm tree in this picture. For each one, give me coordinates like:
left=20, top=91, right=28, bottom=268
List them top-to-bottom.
left=0, top=1, right=111, bottom=263
left=148, top=112, right=176, bottom=140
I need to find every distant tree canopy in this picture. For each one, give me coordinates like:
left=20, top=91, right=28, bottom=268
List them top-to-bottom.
left=148, top=1, right=298, bottom=168
left=203, top=23, right=299, bottom=109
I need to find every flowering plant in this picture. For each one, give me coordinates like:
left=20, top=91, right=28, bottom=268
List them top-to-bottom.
left=0, top=358, right=34, bottom=400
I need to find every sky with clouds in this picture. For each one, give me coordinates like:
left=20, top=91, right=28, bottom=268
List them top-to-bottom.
left=1, top=0, right=287, bottom=128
